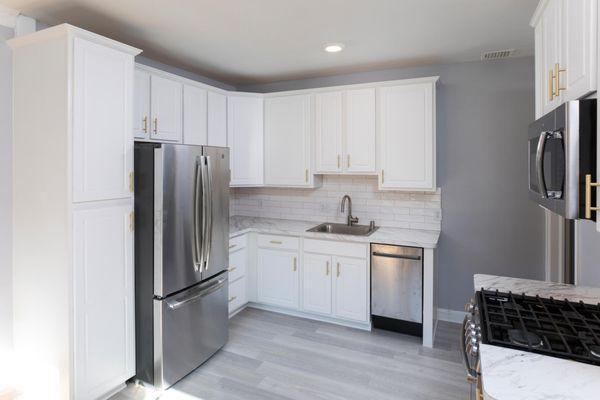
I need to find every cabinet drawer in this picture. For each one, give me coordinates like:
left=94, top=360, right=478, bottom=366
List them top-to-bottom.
left=229, top=234, right=247, bottom=252
left=257, top=234, right=299, bottom=250
left=303, top=239, right=367, bottom=259
left=228, top=247, right=246, bottom=282
left=229, top=277, right=247, bottom=314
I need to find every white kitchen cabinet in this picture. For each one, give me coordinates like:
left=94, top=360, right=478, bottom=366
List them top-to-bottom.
left=9, top=24, right=141, bottom=400
left=72, top=37, right=134, bottom=203
left=133, top=69, right=150, bottom=140
left=150, top=74, right=183, bottom=142
left=378, top=80, right=437, bottom=191
left=183, top=84, right=208, bottom=145
left=345, top=88, right=376, bottom=173
left=208, top=91, right=228, bottom=147
left=315, top=91, right=343, bottom=173
left=228, top=94, right=264, bottom=186
left=264, top=94, right=318, bottom=187
left=73, top=202, right=134, bottom=400
left=257, top=248, right=299, bottom=309
left=302, top=253, right=332, bottom=315
left=333, top=256, right=368, bottom=322
left=229, top=277, right=247, bottom=314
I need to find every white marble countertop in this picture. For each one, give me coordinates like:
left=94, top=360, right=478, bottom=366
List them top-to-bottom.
left=229, top=215, right=441, bottom=248
left=474, top=274, right=600, bottom=400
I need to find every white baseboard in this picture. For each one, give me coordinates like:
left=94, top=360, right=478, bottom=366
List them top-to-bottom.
left=437, top=308, right=464, bottom=323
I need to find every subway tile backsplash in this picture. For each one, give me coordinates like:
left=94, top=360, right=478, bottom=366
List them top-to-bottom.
left=231, top=175, right=441, bottom=230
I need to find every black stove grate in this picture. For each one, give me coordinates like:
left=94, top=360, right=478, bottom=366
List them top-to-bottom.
left=477, top=289, right=600, bottom=366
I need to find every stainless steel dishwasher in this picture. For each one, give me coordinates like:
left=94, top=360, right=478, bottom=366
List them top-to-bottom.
left=371, top=244, right=423, bottom=336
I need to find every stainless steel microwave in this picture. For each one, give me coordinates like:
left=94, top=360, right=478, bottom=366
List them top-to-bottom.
left=528, top=100, right=596, bottom=219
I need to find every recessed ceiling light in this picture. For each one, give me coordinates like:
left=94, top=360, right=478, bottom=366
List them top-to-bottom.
left=324, top=43, right=345, bottom=53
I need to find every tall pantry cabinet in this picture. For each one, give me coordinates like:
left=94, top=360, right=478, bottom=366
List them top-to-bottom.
left=9, top=24, right=141, bottom=400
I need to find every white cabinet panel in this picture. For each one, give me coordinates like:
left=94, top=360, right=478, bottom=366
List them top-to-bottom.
left=541, top=0, right=562, bottom=114
left=560, top=0, right=597, bottom=102
left=73, top=38, right=133, bottom=203
left=133, top=69, right=150, bottom=140
left=150, top=74, right=182, bottom=142
left=378, top=82, right=435, bottom=191
left=183, top=84, right=208, bottom=145
left=345, top=88, right=376, bottom=173
left=208, top=91, right=228, bottom=147
left=315, top=91, right=343, bottom=173
left=264, top=94, right=314, bottom=186
left=228, top=95, right=264, bottom=186
left=73, top=202, right=134, bottom=400
left=229, top=247, right=247, bottom=283
left=257, top=248, right=299, bottom=309
left=302, top=253, right=332, bottom=315
left=333, top=256, right=368, bottom=322
left=229, top=277, right=247, bottom=314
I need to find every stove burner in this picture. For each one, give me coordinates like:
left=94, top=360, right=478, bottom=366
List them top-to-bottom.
left=508, top=329, right=544, bottom=349
left=589, top=346, right=600, bottom=359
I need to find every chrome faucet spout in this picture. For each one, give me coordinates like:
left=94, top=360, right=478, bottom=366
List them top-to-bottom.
left=340, top=195, right=358, bottom=226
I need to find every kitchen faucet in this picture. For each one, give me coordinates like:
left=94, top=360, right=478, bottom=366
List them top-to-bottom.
left=340, top=195, right=359, bottom=226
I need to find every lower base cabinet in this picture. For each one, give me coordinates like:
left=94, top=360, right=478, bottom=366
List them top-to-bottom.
left=257, top=248, right=299, bottom=309
left=302, top=253, right=333, bottom=315
left=332, top=256, right=368, bottom=322
left=229, top=277, right=247, bottom=313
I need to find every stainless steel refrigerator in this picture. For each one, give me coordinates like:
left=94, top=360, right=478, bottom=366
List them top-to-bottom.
left=134, top=142, right=229, bottom=390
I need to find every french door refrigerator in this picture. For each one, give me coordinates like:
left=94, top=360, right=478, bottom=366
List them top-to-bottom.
left=134, top=142, right=230, bottom=390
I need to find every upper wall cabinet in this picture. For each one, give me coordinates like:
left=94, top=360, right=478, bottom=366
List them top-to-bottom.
left=532, top=0, right=597, bottom=117
left=133, top=69, right=150, bottom=140
left=150, top=75, right=183, bottom=142
left=378, top=79, right=437, bottom=191
left=183, top=84, right=208, bottom=145
left=315, top=89, right=376, bottom=174
left=208, top=91, right=228, bottom=147
left=228, top=94, right=264, bottom=186
left=264, top=94, right=320, bottom=187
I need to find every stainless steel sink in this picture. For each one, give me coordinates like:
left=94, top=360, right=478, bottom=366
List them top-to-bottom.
left=307, top=222, right=379, bottom=236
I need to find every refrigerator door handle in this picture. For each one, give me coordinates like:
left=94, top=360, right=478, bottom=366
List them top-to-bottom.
left=204, top=155, right=214, bottom=271
left=200, top=156, right=210, bottom=271
left=193, top=157, right=204, bottom=271
left=165, top=277, right=227, bottom=310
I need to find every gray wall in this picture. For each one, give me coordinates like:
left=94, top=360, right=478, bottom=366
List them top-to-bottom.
left=0, top=25, right=14, bottom=353
left=239, top=57, right=546, bottom=312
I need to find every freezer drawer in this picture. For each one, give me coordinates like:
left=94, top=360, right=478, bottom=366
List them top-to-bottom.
left=371, top=244, right=423, bottom=335
left=153, top=273, right=229, bottom=390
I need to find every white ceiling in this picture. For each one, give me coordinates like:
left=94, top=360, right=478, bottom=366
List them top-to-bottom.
left=3, top=0, right=539, bottom=85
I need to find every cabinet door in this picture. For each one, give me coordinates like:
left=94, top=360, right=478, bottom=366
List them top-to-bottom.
left=541, top=0, right=562, bottom=114
left=560, top=0, right=597, bottom=102
left=73, top=38, right=133, bottom=203
left=133, top=69, right=150, bottom=140
left=150, top=74, right=183, bottom=142
left=378, top=82, right=435, bottom=190
left=183, top=84, right=208, bottom=145
left=345, top=88, right=376, bottom=173
left=208, top=91, right=227, bottom=147
left=315, top=92, right=343, bottom=173
left=264, top=94, right=313, bottom=186
left=228, top=95, right=264, bottom=186
left=73, top=202, right=135, bottom=399
left=257, top=248, right=299, bottom=309
left=302, top=253, right=332, bottom=315
left=333, top=256, right=368, bottom=322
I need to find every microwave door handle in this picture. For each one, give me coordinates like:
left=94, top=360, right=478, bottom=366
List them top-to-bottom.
left=536, top=131, right=549, bottom=199
left=204, top=155, right=214, bottom=270
left=193, top=158, right=203, bottom=271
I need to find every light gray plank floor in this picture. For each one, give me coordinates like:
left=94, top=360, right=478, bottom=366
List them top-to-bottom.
left=112, top=307, right=469, bottom=400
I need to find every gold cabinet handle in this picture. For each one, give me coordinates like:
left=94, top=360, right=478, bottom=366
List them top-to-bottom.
left=555, top=63, right=566, bottom=94
left=548, top=69, right=556, bottom=101
left=142, top=116, right=148, bottom=133
left=153, top=117, right=158, bottom=134
left=337, top=154, right=340, bottom=169
left=347, top=154, right=351, bottom=168
left=305, top=169, right=309, bottom=183
left=381, top=170, right=385, bottom=184
left=129, top=171, right=134, bottom=193
left=585, top=174, right=600, bottom=219
left=129, top=211, right=135, bottom=232
left=269, top=240, right=282, bottom=245
left=228, top=244, right=237, bottom=250
left=293, top=257, right=297, bottom=272
left=326, top=261, right=330, bottom=276
left=336, top=262, right=340, bottom=277
left=228, top=266, right=237, bottom=273
left=228, top=296, right=237, bottom=303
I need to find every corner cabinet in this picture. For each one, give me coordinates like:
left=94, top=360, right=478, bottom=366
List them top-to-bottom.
left=9, top=24, right=140, bottom=400
left=378, top=78, right=437, bottom=191
left=264, top=94, right=320, bottom=187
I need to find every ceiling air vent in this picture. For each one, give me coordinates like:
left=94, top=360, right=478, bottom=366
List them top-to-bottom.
left=481, top=49, right=516, bottom=61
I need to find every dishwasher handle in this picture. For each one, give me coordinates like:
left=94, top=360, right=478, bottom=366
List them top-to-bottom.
left=372, top=251, right=422, bottom=261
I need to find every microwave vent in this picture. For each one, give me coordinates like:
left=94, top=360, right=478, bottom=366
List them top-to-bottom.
left=481, top=49, right=516, bottom=61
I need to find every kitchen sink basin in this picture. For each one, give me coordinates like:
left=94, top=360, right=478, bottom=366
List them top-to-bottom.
left=307, top=222, right=379, bottom=236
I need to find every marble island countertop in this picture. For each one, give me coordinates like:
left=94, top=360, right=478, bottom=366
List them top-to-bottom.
left=229, top=215, right=441, bottom=248
left=474, top=274, right=600, bottom=400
